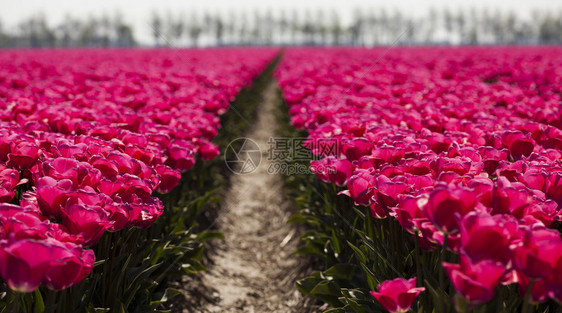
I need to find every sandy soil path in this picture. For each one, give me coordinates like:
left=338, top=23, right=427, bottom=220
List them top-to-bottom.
left=179, top=81, right=317, bottom=313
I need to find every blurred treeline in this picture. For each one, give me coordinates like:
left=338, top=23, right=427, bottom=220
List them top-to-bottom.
left=1, top=8, right=561, bottom=48
left=0, top=13, right=135, bottom=48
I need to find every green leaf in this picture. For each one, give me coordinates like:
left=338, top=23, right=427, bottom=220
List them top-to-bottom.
left=330, top=229, right=341, bottom=257
left=198, top=230, right=224, bottom=242
left=347, top=241, right=367, bottom=264
left=181, top=261, right=205, bottom=274
left=128, top=263, right=161, bottom=290
left=359, top=263, right=378, bottom=291
left=324, top=264, right=356, bottom=281
left=296, top=273, right=323, bottom=296
left=424, top=279, right=450, bottom=313
left=310, top=280, right=340, bottom=297
left=150, top=288, right=181, bottom=308
left=162, top=288, right=181, bottom=302
left=340, top=289, right=381, bottom=312
left=33, top=290, right=45, bottom=313
left=344, top=299, right=366, bottom=313
left=112, top=300, right=126, bottom=313
left=324, top=309, right=346, bottom=313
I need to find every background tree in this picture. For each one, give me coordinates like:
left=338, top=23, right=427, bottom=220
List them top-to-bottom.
left=1, top=7, right=561, bottom=48
left=150, top=11, right=162, bottom=47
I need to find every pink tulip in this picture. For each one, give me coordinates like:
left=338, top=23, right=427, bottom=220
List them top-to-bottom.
left=502, top=131, right=535, bottom=158
left=343, top=138, right=371, bottom=161
left=196, top=139, right=220, bottom=161
left=7, top=143, right=39, bottom=170
left=166, top=144, right=196, bottom=171
left=371, top=145, right=405, bottom=168
left=311, top=156, right=353, bottom=186
left=41, top=157, right=81, bottom=185
left=91, top=157, right=120, bottom=178
left=326, top=158, right=354, bottom=186
left=155, top=164, right=181, bottom=193
left=0, top=166, right=20, bottom=202
left=341, top=169, right=375, bottom=205
left=545, top=172, right=562, bottom=207
left=119, top=174, right=152, bottom=202
left=35, top=176, right=73, bottom=217
left=375, top=176, right=410, bottom=209
left=97, top=178, right=125, bottom=197
left=424, top=184, right=477, bottom=234
left=394, top=195, right=426, bottom=232
left=133, top=197, right=164, bottom=229
left=61, top=203, right=113, bottom=246
left=0, top=211, right=49, bottom=241
left=458, top=213, right=518, bottom=264
left=511, top=227, right=562, bottom=279
left=0, top=239, right=53, bottom=292
left=43, top=240, right=94, bottom=290
left=443, top=255, right=506, bottom=303
left=370, top=277, right=425, bottom=313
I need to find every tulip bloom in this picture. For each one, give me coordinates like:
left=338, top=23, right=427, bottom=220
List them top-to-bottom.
left=7, top=142, right=40, bottom=170
left=155, top=165, right=181, bottom=193
left=0, top=166, right=20, bottom=202
left=341, top=168, right=375, bottom=205
left=35, top=176, right=73, bottom=218
left=424, top=184, right=477, bottom=234
left=61, top=203, right=113, bottom=246
left=458, top=213, right=518, bottom=264
left=511, top=227, right=562, bottom=279
left=0, top=239, right=53, bottom=293
left=43, top=240, right=94, bottom=290
left=443, top=255, right=506, bottom=303
left=370, top=277, right=425, bottom=313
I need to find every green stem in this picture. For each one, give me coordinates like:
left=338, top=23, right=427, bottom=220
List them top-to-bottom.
left=364, top=205, right=374, bottom=243
left=390, top=220, right=398, bottom=269
left=413, top=231, right=427, bottom=313
left=414, top=231, right=423, bottom=285
left=439, top=233, right=449, bottom=292
left=522, top=279, right=535, bottom=313
left=495, top=286, right=505, bottom=313
left=46, top=290, right=56, bottom=313
left=12, top=291, right=20, bottom=313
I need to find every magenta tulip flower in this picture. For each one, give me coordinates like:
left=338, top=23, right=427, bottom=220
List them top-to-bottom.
left=7, top=143, right=39, bottom=170
left=154, top=165, right=181, bottom=193
left=342, top=169, right=375, bottom=205
left=35, top=176, right=73, bottom=218
left=424, top=184, right=477, bottom=234
left=61, top=203, right=113, bottom=246
left=458, top=213, right=518, bottom=264
left=511, top=227, right=562, bottom=279
left=0, top=239, right=53, bottom=292
left=43, top=240, right=94, bottom=290
left=443, top=255, right=506, bottom=303
left=370, top=277, right=425, bottom=313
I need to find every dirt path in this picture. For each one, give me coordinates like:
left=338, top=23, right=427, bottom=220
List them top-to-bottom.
left=179, top=81, right=316, bottom=313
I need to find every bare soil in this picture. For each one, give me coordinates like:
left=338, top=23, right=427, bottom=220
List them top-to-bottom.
left=176, top=81, right=321, bottom=313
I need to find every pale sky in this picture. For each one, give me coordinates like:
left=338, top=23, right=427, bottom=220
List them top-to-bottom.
left=2, top=0, right=561, bottom=44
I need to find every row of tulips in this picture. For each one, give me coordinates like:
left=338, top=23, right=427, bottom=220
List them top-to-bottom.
left=276, top=47, right=562, bottom=312
left=0, top=48, right=278, bottom=310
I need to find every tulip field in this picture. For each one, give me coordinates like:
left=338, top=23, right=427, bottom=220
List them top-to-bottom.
left=1, top=46, right=562, bottom=313
left=276, top=47, right=562, bottom=312
left=0, top=48, right=277, bottom=312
